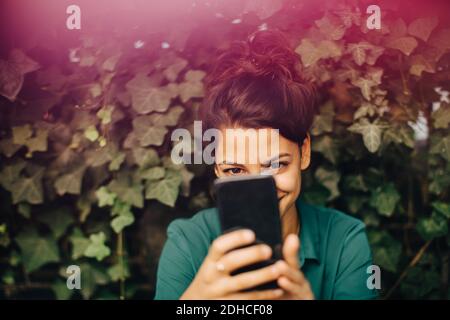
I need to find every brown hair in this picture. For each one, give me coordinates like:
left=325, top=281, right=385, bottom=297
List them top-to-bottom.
left=200, top=30, right=318, bottom=145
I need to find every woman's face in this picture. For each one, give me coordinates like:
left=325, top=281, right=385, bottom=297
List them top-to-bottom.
left=214, top=126, right=311, bottom=218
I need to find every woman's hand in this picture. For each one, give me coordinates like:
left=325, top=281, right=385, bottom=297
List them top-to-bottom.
left=180, top=229, right=285, bottom=300
left=274, top=234, right=314, bottom=300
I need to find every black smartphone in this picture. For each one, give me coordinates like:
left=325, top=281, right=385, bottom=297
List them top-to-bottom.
left=214, top=174, right=283, bottom=291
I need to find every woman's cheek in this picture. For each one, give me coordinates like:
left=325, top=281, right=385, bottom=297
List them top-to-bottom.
left=274, top=170, right=300, bottom=194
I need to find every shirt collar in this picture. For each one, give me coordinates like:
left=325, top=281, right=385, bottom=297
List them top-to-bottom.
left=296, top=198, right=321, bottom=267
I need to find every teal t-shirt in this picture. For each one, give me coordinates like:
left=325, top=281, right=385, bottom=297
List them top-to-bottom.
left=154, top=198, right=378, bottom=300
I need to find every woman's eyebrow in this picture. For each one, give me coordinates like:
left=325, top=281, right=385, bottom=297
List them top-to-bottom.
left=261, top=153, right=291, bottom=166
left=219, top=160, right=245, bottom=166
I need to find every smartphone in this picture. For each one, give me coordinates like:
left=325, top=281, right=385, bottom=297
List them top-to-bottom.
left=214, top=174, right=283, bottom=291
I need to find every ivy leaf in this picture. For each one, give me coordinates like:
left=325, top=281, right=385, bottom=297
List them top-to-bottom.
left=315, top=13, right=346, bottom=40
left=408, top=17, right=438, bottom=42
left=428, top=28, right=450, bottom=51
left=385, top=36, right=418, bottom=56
left=296, top=39, right=342, bottom=67
left=347, top=42, right=372, bottom=66
left=9, top=49, right=40, bottom=74
left=410, top=54, right=436, bottom=76
left=163, top=57, right=188, bottom=82
left=0, top=60, right=23, bottom=101
left=178, top=70, right=205, bottom=103
left=126, top=73, right=172, bottom=114
left=310, top=100, right=334, bottom=136
left=432, top=103, right=450, bottom=129
left=148, top=105, right=184, bottom=127
left=97, top=107, right=113, bottom=125
left=132, top=116, right=168, bottom=147
left=348, top=118, right=384, bottom=153
left=12, top=124, right=33, bottom=145
left=84, top=125, right=99, bottom=142
left=311, top=135, right=339, bottom=164
left=430, top=135, right=450, bottom=161
left=0, top=138, right=21, bottom=158
left=132, top=147, right=160, bottom=168
left=0, top=160, right=26, bottom=191
left=54, top=166, right=86, bottom=196
left=140, top=166, right=165, bottom=181
left=314, top=167, right=340, bottom=200
left=145, top=169, right=182, bottom=207
left=11, top=170, right=44, bottom=205
left=108, top=174, right=144, bottom=208
left=369, top=183, right=401, bottom=217
left=95, top=186, right=117, bottom=207
left=431, top=202, right=450, bottom=219
left=17, top=203, right=31, bottom=219
left=37, top=207, right=75, bottom=238
left=111, top=208, right=134, bottom=233
left=417, top=212, right=448, bottom=241
left=15, top=227, right=60, bottom=273
left=69, top=228, right=90, bottom=260
left=368, top=230, right=402, bottom=273
left=84, top=232, right=111, bottom=261
left=107, top=261, right=130, bottom=282
left=78, top=263, right=110, bottom=299
left=51, top=279, right=73, bottom=300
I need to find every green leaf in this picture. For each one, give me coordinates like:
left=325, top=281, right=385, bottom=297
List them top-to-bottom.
left=408, top=17, right=438, bottom=42
left=385, top=36, right=418, bottom=56
left=347, top=42, right=372, bottom=66
left=9, top=49, right=40, bottom=74
left=163, top=57, right=188, bottom=82
left=0, top=59, right=23, bottom=101
left=126, top=73, right=172, bottom=114
left=310, top=100, right=334, bottom=136
left=432, top=103, right=450, bottom=129
left=148, top=105, right=184, bottom=127
left=97, top=107, right=113, bottom=125
left=132, top=115, right=168, bottom=147
left=348, top=118, right=384, bottom=153
left=12, top=124, right=33, bottom=145
left=84, top=125, right=99, bottom=142
left=311, top=135, right=339, bottom=164
left=430, top=135, right=450, bottom=161
left=132, top=147, right=160, bottom=168
left=109, top=152, right=126, bottom=171
left=0, top=160, right=26, bottom=191
left=54, top=166, right=86, bottom=196
left=140, top=166, right=165, bottom=181
left=314, top=167, right=340, bottom=200
left=145, top=169, right=182, bottom=207
left=11, top=170, right=44, bottom=204
left=108, top=175, right=144, bottom=208
left=369, top=183, right=401, bottom=217
left=95, top=186, right=117, bottom=207
left=431, top=201, right=450, bottom=219
left=17, top=202, right=31, bottom=218
left=37, top=207, right=75, bottom=238
left=111, top=211, right=134, bottom=233
left=417, top=212, right=448, bottom=241
left=15, top=227, right=60, bottom=273
left=69, top=228, right=90, bottom=260
left=368, top=230, right=402, bottom=273
left=84, top=232, right=111, bottom=261
left=107, top=261, right=130, bottom=282
left=79, top=263, right=110, bottom=299
left=52, top=279, right=74, bottom=300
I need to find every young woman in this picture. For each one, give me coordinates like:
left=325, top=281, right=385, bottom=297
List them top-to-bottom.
left=154, top=30, right=377, bottom=300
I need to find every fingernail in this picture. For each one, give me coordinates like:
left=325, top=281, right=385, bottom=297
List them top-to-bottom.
left=243, top=230, right=255, bottom=241
left=273, top=289, right=283, bottom=296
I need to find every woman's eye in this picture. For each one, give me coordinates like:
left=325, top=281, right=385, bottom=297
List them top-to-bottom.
left=270, top=162, right=288, bottom=169
left=223, top=167, right=244, bottom=175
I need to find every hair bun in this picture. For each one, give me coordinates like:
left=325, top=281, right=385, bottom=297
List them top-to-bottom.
left=205, top=30, right=302, bottom=90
